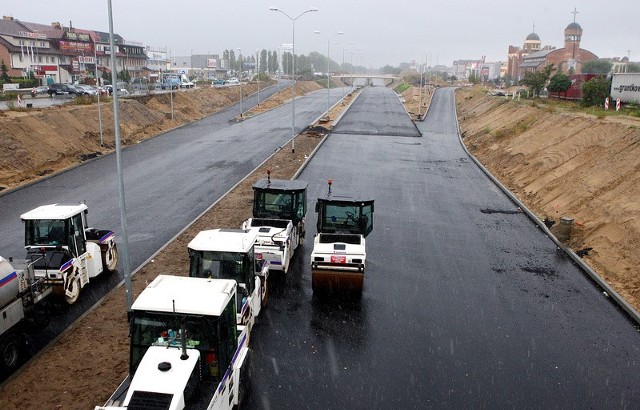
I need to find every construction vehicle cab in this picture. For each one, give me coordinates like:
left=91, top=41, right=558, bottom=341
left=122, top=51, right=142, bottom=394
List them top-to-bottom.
left=241, top=172, right=308, bottom=273
left=311, top=181, right=374, bottom=293
left=21, top=204, right=118, bottom=304
left=188, top=228, right=268, bottom=331
left=96, top=275, right=250, bottom=410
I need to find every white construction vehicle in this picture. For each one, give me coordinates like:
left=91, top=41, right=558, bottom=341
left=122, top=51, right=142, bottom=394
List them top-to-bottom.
left=241, top=171, right=308, bottom=273
left=310, top=180, right=374, bottom=293
left=21, top=203, right=118, bottom=304
left=188, top=228, right=269, bottom=333
left=0, top=256, right=51, bottom=373
left=95, top=275, right=250, bottom=410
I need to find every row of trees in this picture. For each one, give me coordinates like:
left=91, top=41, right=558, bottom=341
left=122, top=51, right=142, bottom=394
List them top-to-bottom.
left=222, top=49, right=359, bottom=77
left=520, top=60, right=618, bottom=106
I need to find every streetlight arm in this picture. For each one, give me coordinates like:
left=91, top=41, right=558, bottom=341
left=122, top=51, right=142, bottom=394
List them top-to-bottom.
left=269, top=6, right=319, bottom=153
left=270, top=7, right=318, bottom=22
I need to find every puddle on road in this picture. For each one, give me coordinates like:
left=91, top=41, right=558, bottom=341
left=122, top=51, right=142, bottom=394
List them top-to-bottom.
left=480, top=208, right=523, bottom=215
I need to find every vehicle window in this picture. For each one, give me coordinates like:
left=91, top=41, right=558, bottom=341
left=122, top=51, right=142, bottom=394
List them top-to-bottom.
left=72, top=213, right=85, bottom=256
left=25, top=219, right=69, bottom=246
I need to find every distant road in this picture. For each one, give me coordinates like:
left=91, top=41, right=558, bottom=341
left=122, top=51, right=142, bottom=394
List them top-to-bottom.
left=243, top=86, right=640, bottom=409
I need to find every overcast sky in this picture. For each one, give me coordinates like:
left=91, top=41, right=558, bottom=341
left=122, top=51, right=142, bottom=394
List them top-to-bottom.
left=4, top=0, right=639, bottom=68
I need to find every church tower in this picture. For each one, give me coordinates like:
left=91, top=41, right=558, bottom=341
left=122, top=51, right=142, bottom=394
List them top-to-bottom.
left=564, top=8, right=582, bottom=65
left=523, top=24, right=541, bottom=53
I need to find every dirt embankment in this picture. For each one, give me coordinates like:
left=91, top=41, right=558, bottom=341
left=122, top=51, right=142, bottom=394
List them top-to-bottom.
left=0, top=80, right=325, bottom=191
left=400, top=85, right=435, bottom=120
left=455, top=87, right=640, bottom=311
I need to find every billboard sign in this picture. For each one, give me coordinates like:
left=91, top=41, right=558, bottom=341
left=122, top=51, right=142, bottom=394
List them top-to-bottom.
left=60, top=41, right=93, bottom=53
left=207, top=58, right=217, bottom=68
left=611, top=73, right=640, bottom=104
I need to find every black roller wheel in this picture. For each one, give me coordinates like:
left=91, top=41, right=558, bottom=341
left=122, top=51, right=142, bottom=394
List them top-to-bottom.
left=102, top=243, right=118, bottom=273
left=0, top=332, right=24, bottom=373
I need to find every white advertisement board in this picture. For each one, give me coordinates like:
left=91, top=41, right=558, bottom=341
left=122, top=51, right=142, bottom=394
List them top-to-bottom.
left=611, top=73, right=640, bottom=103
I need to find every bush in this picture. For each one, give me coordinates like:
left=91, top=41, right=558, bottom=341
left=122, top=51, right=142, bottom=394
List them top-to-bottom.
left=581, top=77, right=611, bottom=107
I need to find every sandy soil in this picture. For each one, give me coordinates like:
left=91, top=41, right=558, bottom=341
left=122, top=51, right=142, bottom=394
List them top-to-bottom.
left=0, top=79, right=356, bottom=409
left=455, top=87, right=640, bottom=311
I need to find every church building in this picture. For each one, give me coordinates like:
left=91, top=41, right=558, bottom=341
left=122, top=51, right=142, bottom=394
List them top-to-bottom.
left=507, top=11, right=598, bottom=81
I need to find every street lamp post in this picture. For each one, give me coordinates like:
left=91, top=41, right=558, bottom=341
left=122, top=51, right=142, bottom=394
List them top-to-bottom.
left=107, top=0, right=132, bottom=312
left=269, top=6, right=318, bottom=153
left=315, top=30, right=343, bottom=117
left=93, top=37, right=104, bottom=146
left=335, top=41, right=355, bottom=94
left=237, top=47, right=243, bottom=117
left=256, top=49, right=260, bottom=106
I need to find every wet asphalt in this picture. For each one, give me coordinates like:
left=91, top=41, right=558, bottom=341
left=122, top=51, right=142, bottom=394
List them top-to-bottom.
left=0, top=80, right=351, bottom=380
left=243, top=87, right=640, bottom=409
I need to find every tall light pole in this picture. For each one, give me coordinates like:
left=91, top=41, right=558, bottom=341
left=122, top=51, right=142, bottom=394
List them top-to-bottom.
left=107, top=0, right=132, bottom=312
left=269, top=6, right=318, bottom=153
left=315, top=30, right=343, bottom=117
left=93, top=36, right=104, bottom=146
left=335, top=41, right=355, bottom=93
left=237, top=47, right=243, bottom=117
left=256, top=48, right=260, bottom=106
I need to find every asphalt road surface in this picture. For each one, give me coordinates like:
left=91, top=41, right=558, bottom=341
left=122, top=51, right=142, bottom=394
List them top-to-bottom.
left=0, top=81, right=349, bottom=378
left=243, top=87, right=640, bottom=409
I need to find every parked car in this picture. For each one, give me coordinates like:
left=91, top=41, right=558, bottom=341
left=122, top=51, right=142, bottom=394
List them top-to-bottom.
left=227, top=77, right=239, bottom=84
left=211, top=78, right=226, bottom=85
left=47, top=83, right=73, bottom=97
left=76, top=84, right=98, bottom=95
left=30, top=85, right=49, bottom=97
left=68, top=85, right=88, bottom=96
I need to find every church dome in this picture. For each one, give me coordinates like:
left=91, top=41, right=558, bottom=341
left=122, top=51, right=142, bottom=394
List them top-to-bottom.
left=566, top=22, right=581, bottom=30
left=526, top=32, right=540, bottom=41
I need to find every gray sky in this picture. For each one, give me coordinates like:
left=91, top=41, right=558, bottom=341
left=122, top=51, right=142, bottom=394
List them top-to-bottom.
left=4, top=0, right=639, bottom=68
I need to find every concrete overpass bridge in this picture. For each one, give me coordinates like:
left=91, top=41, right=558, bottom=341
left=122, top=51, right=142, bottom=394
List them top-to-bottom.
left=332, top=74, right=400, bottom=87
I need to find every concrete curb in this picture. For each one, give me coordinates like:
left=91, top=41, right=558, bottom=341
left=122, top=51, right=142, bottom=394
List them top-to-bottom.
left=416, top=87, right=436, bottom=122
left=449, top=87, right=640, bottom=326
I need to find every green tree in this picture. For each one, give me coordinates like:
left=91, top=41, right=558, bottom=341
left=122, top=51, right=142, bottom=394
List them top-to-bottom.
left=223, top=49, right=230, bottom=69
left=229, top=49, right=236, bottom=72
left=260, top=49, right=267, bottom=73
left=269, top=51, right=279, bottom=74
left=282, top=52, right=293, bottom=75
left=582, top=59, right=613, bottom=75
left=0, top=60, right=10, bottom=84
left=627, top=62, right=640, bottom=73
left=521, top=64, right=555, bottom=97
left=381, top=65, right=400, bottom=75
left=117, top=69, right=130, bottom=83
left=402, top=72, right=421, bottom=86
left=468, top=72, right=479, bottom=85
left=547, top=72, right=572, bottom=92
left=502, top=74, right=514, bottom=87
left=581, top=77, right=611, bottom=107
